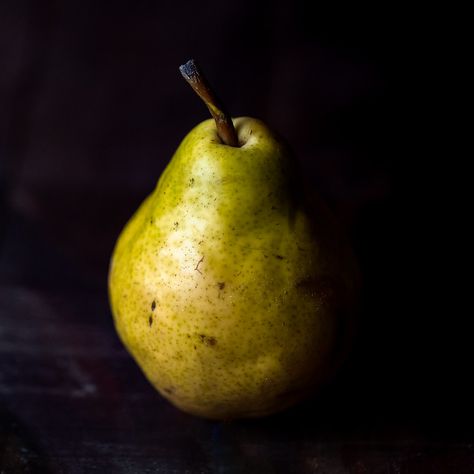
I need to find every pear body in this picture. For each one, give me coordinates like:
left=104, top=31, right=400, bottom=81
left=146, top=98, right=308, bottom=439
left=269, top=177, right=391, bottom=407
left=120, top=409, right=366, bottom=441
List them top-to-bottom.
left=109, top=117, right=357, bottom=419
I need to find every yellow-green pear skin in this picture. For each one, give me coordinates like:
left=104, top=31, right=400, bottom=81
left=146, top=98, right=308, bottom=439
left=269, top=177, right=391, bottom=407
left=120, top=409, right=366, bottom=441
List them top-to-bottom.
left=108, top=117, right=358, bottom=419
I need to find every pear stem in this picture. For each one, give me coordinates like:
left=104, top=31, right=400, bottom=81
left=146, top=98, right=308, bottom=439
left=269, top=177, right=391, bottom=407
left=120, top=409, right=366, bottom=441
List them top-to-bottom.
left=179, top=59, right=239, bottom=147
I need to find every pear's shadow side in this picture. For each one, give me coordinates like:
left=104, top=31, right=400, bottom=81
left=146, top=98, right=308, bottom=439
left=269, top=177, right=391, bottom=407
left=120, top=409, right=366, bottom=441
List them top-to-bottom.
left=225, top=193, right=432, bottom=444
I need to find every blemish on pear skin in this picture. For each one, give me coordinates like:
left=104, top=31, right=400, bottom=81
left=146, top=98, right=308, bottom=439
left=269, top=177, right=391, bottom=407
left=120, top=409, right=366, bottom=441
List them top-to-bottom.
left=275, top=255, right=284, bottom=260
left=195, top=256, right=204, bottom=274
left=217, top=282, right=225, bottom=290
left=151, top=300, right=156, bottom=311
left=148, top=315, right=153, bottom=327
left=199, top=334, right=217, bottom=346
left=164, top=387, right=175, bottom=394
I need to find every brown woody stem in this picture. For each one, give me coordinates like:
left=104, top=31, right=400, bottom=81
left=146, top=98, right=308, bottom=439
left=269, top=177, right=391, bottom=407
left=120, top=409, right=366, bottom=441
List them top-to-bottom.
left=179, top=59, right=239, bottom=147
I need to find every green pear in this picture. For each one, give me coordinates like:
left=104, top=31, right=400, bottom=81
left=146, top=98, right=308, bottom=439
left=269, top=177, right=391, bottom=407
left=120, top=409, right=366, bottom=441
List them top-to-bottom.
left=108, top=60, right=358, bottom=419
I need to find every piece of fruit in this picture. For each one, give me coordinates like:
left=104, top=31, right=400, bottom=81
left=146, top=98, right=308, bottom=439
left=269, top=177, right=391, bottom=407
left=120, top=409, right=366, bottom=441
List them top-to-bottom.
left=108, top=60, right=358, bottom=419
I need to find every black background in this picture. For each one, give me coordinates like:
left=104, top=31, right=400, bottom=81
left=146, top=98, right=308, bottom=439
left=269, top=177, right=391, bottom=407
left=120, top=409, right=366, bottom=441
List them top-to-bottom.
left=1, top=1, right=471, bottom=472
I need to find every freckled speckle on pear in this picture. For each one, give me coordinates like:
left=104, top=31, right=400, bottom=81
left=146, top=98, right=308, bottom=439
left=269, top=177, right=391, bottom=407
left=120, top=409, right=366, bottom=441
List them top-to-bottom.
left=108, top=117, right=358, bottom=419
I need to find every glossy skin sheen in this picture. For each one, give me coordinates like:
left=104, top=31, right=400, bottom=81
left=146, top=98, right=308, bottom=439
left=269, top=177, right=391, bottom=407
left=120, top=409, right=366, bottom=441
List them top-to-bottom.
left=109, top=117, right=357, bottom=419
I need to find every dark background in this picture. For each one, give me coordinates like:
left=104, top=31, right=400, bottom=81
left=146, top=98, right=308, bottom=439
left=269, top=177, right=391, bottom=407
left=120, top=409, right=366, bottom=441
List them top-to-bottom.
left=0, top=1, right=471, bottom=473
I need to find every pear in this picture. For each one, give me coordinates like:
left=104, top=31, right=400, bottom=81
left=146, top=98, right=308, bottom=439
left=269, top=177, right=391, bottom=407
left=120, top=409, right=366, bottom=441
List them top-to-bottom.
left=108, top=60, right=358, bottom=419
